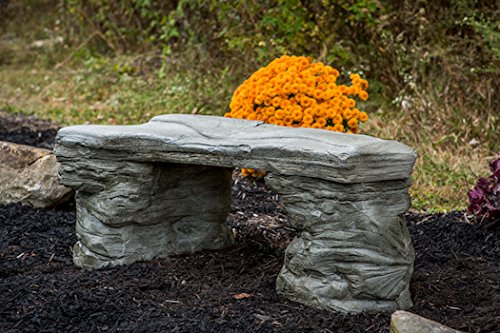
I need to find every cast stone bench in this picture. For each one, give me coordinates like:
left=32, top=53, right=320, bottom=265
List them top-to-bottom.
left=54, top=114, right=417, bottom=314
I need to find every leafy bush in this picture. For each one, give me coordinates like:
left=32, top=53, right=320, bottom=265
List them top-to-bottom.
left=64, top=0, right=384, bottom=64
left=468, top=154, right=500, bottom=226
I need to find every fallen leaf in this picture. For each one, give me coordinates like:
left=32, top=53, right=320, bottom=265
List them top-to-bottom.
left=232, top=292, right=251, bottom=300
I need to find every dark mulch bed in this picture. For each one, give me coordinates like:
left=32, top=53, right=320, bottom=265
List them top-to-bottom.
left=0, top=111, right=59, bottom=149
left=0, top=112, right=499, bottom=333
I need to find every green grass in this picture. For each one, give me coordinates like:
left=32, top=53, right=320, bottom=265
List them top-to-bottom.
left=0, top=55, right=234, bottom=125
left=410, top=152, right=488, bottom=213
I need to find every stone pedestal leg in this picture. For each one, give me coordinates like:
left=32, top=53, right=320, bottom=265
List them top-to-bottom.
left=59, top=160, right=234, bottom=269
left=266, top=173, right=415, bottom=314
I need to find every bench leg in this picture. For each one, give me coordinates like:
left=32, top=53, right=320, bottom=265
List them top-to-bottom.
left=60, top=160, right=234, bottom=269
left=266, top=173, right=414, bottom=314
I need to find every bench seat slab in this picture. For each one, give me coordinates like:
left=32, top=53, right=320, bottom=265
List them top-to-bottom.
left=55, top=114, right=416, bottom=184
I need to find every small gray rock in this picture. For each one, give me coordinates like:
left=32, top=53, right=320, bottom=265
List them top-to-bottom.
left=391, top=311, right=464, bottom=333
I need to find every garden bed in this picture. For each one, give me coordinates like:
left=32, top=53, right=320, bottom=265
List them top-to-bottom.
left=0, top=112, right=498, bottom=333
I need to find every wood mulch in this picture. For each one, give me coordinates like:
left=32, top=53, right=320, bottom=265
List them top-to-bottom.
left=0, top=112, right=498, bottom=333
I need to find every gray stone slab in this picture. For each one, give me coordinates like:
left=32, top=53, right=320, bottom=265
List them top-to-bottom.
left=55, top=114, right=416, bottom=184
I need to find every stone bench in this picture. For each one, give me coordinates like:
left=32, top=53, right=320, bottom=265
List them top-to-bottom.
left=54, top=114, right=417, bottom=314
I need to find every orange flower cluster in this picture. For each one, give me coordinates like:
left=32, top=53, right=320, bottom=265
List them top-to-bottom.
left=225, top=55, right=369, bottom=133
left=240, top=168, right=267, bottom=178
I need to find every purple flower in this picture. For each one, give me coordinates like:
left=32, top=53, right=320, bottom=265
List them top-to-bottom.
left=467, top=154, right=500, bottom=223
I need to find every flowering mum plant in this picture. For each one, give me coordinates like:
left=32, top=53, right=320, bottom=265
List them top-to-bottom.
left=225, top=55, right=369, bottom=133
left=225, top=55, right=370, bottom=177
left=467, top=154, right=500, bottom=227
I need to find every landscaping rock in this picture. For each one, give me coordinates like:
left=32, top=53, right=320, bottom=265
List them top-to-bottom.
left=0, top=141, right=72, bottom=207
left=391, top=311, right=464, bottom=333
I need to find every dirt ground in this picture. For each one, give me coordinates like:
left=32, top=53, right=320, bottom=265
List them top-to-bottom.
left=0, top=112, right=499, bottom=333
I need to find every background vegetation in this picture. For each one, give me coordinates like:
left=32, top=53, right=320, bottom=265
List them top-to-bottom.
left=1, top=0, right=498, bottom=212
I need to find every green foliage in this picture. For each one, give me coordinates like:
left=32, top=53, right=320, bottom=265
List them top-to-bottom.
left=1, top=0, right=499, bottom=212
left=64, top=0, right=386, bottom=68
left=63, top=1, right=498, bottom=99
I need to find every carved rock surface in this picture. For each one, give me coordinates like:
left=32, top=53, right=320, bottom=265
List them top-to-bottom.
left=54, top=114, right=417, bottom=313
left=55, top=114, right=416, bottom=184
left=0, top=141, right=72, bottom=207
left=58, top=159, right=234, bottom=269
left=266, top=173, right=414, bottom=313
left=391, top=311, right=464, bottom=333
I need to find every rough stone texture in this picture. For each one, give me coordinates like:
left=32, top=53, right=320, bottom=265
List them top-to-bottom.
left=54, top=114, right=417, bottom=313
left=55, top=114, right=416, bottom=184
left=0, top=141, right=72, bottom=208
left=58, top=158, right=234, bottom=269
left=266, top=173, right=414, bottom=313
left=391, top=311, right=464, bottom=333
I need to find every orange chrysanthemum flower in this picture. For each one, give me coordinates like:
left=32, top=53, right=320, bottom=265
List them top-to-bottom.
left=225, top=55, right=370, bottom=176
